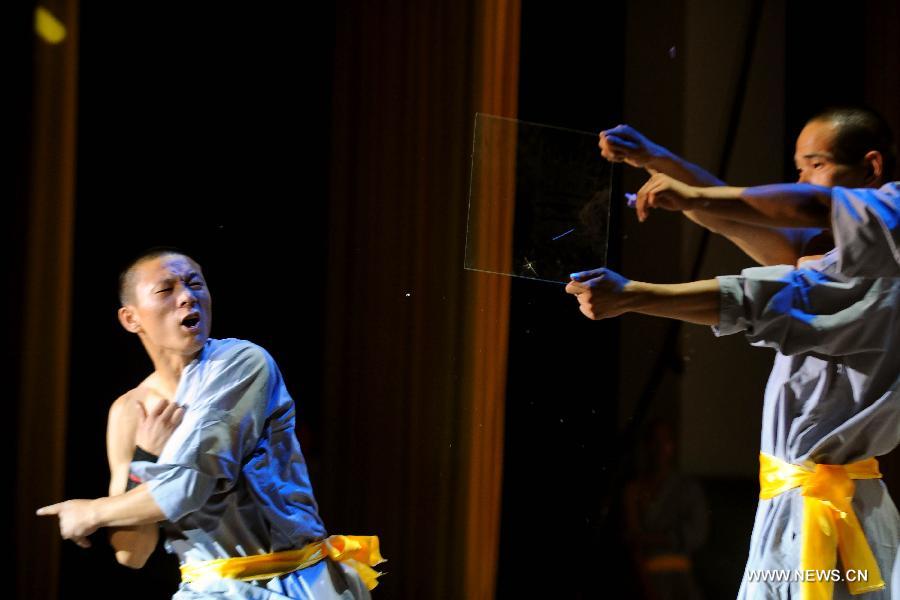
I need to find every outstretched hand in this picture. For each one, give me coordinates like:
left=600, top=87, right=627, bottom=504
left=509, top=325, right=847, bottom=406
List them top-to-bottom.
left=635, top=172, right=700, bottom=222
left=565, top=268, right=633, bottom=320
left=36, top=499, right=98, bottom=548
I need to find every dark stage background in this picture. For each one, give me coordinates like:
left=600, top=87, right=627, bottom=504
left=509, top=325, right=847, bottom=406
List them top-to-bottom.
left=10, top=1, right=900, bottom=599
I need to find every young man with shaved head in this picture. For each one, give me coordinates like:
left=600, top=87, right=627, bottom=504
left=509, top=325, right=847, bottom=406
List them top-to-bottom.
left=579, top=107, right=900, bottom=598
left=39, top=249, right=382, bottom=599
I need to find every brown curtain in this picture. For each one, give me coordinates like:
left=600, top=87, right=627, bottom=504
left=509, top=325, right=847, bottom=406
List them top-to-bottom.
left=322, top=1, right=520, bottom=598
left=16, top=2, right=79, bottom=599
left=461, top=3, right=520, bottom=596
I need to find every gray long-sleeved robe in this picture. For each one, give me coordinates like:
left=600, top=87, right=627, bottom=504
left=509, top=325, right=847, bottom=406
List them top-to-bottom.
left=832, top=182, right=900, bottom=277
left=715, top=251, right=900, bottom=599
left=134, top=338, right=368, bottom=600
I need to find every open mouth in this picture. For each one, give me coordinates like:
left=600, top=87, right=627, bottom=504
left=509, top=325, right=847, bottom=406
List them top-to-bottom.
left=181, top=313, right=201, bottom=330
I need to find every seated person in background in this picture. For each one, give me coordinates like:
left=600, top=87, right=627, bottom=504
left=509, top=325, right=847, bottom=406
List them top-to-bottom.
left=624, top=418, right=708, bottom=600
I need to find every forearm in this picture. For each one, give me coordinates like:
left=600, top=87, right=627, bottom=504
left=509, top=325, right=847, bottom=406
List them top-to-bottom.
left=645, top=150, right=725, bottom=187
left=693, top=184, right=830, bottom=228
left=682, top=210, right=802, bottom=265
left=623, top=279, right=721, bottom=325
left=107, top=463, right=159, bottom=566
left=92, top=483, right=167, bottom=528
left=110, top=525, right=159, bottom=568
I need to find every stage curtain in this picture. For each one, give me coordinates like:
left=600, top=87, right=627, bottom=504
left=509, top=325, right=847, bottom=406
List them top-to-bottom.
left=15, top=1, right=79, bottom=598
left=322, top=1, right=520, bottom=597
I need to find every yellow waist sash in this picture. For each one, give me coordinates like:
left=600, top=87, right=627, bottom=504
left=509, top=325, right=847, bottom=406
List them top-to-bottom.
left=759, top=452, right=884, bottom=599
left=179, top=535, right=385, bottom=591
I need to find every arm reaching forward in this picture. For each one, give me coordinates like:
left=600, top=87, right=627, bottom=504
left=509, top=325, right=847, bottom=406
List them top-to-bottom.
left=600, top=124, right=811, bottom=265
left=600, top=124, right=724, bottom=186
left=633, top=174, right=831, bottom=228
left=564, top=263, right=900, bottom=358
left=565, top=267, right=720, bottom=325
left=37, top=484, right=167, bottom=549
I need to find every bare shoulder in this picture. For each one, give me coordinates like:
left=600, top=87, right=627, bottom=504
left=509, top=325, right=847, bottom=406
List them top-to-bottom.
left=109, top=379, right=153, bottom=421
left=107, top=387, right=143, bottom=461
left=109, top=391, right=136, bottom=425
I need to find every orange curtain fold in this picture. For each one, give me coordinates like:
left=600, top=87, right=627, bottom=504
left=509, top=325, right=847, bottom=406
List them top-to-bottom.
left=16, top=1, right=79, bottom=599
left=323, top=1, right=520, bottom=598
left=462, top=1, right=521, bottom=597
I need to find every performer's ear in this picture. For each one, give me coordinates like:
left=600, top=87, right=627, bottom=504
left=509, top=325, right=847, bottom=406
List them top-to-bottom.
left=862, top=150, right=883, bottom=185
left=118, top=306, right=142, bottom=333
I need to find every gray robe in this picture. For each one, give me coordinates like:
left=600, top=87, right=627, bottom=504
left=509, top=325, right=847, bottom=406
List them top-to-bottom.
left=832, top=182, right=900, bottom=277
left=715, top=252, right=900, bottom=599
left=134, top=338, right=368, bottom=599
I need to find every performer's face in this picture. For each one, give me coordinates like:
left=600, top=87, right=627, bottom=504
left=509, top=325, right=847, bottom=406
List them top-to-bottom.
left=794, top=119, right=868, bottom=187
left=125, top=254, right=212, bottom=357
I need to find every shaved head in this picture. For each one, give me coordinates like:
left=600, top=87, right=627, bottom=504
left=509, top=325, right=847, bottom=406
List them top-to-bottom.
left=809, top=106, right=896, bottom=182
left=118, top=248, right=202, bottom=306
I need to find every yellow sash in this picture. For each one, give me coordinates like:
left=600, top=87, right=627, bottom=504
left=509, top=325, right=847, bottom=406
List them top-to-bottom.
left=759, top=452, right=884, bottom=599
left=179, top=534, right=385, bottom=591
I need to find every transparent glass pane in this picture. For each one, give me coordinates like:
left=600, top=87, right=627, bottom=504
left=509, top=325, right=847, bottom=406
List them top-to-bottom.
left=464, top=113, right=612, bottom=283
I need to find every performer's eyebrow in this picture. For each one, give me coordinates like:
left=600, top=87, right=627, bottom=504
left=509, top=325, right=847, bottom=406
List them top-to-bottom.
left=793, top=152, right=834, bottom=167
left=154, top=272, right=202, bottom=288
